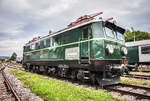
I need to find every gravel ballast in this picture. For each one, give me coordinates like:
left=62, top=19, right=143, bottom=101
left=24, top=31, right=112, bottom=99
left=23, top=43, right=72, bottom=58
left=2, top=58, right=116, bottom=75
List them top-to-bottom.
left=4, top=67, right=43, bottom=101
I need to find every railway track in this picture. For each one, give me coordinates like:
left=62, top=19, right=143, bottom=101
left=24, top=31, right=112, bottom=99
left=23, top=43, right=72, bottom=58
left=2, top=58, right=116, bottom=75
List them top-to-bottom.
left=6, top=64, right=150, bottom=100
left=0, top=66, right=21, bottom=101
left=123, top=74, right=150, bottom=80
left=104, top=83, right=150, bottom=99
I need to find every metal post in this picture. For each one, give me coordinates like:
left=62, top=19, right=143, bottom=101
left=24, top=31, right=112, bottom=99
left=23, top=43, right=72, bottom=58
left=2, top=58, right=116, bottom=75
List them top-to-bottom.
left=131, top=27, right=135, bottom=42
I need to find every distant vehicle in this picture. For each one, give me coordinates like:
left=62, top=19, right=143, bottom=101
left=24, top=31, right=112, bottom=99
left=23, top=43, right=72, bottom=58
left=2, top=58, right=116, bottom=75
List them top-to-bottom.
left=23, top=12, right=127, bottom=86
left=126, top=40, right=150, bottom=72
left=16, top=57, right=23, bottom=64
left=16, top=60, right=22, bottom=64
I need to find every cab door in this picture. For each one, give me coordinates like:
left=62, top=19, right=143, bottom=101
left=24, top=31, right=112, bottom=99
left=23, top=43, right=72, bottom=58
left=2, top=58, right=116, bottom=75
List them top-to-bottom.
left=80, top=26, right=90, bottom=63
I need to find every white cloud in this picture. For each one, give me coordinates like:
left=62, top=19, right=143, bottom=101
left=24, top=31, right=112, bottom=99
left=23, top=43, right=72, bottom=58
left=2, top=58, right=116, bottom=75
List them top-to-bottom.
left=0, top=0, right=150, bottom=57
left=1, top=0, right=78, bottom=20
left=0, top=21, right=25, bottom=36
left=0, top=36, right=33, bottom=56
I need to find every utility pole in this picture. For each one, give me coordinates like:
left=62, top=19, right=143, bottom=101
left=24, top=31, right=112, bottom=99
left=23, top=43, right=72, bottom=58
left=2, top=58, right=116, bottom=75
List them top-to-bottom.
left=131, top=27, right=135, bottom=42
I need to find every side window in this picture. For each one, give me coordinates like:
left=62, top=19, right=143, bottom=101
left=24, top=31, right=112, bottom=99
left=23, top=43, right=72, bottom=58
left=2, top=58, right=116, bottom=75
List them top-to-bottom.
left=82, top=27, right=88, bottom=39
left=62, top=34, right=69, bottom=44
left=54, top=36, right=58, bottom=46
left=51, top=37, right=54, bottom=46
left=46, top=38, right=50, bottom=47
left=50, top=38, right=53, bottom=46
left=40, top=41, right=44, bottom=48
left=35, top=43, right=39, bottom=49
left=31, top=44, right=35, bottom=50
left=27, top=46, right=30, bottom=51
left=29, top=46, right=31, bottom=51
left=141, top=46, right=150, bottom=54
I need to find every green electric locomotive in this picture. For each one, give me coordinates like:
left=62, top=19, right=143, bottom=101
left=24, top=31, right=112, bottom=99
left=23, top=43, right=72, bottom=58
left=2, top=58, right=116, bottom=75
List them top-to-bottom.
left=23, top=12, right=127, bottom=86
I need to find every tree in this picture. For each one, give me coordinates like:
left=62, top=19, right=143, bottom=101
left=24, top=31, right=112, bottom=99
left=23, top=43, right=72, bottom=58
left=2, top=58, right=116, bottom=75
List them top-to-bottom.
left=124, top=30, right=150, bottom=42
left=10, top=52, right=17, bottom=61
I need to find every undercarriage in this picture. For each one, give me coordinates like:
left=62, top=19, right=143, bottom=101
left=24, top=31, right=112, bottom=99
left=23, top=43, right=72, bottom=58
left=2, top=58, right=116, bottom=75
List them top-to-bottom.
left=23, top=60, right=124, bottom=86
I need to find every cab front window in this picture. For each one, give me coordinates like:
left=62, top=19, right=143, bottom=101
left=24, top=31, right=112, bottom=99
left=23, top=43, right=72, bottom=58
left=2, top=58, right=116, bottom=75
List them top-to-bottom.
left=104, top=21, right=125, bottom=40
left=105, top=27, right=115, bottom=38
left=116, top=32, right=124, bottom=41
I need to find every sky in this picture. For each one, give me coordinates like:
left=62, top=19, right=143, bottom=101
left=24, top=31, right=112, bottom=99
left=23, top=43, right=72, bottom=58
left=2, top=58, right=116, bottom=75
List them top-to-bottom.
left=0, top=0, right=150, bottom=57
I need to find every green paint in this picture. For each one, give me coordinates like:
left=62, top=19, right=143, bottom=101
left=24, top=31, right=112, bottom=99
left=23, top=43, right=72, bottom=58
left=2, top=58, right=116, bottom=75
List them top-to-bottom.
left=24, top=38, right=124, bottom=54
left=104, top=40, right=123, bottom=59
left=127, top=46, right=139, bottom=64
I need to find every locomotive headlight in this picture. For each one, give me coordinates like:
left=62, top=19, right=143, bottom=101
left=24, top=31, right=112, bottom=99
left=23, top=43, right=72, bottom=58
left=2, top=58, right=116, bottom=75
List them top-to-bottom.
left=106, top=44, right=114, bottom=54
left=122, top=47, right=127, bottom=55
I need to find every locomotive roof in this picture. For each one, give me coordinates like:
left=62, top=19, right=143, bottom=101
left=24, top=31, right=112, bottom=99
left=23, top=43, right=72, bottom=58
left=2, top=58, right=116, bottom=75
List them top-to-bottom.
left=25, top=19, right=103, bottom=46
left=125, top=39, right=150, bottom=47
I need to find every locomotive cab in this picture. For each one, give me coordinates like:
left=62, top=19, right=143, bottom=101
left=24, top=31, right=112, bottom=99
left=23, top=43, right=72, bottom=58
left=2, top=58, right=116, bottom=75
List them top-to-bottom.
left=89, top=21, right=126, bottom=86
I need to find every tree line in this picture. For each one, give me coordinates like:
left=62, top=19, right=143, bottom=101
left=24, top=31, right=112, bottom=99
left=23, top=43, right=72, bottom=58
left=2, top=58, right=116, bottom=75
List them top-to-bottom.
left=124, top=30, right=150, bottom=42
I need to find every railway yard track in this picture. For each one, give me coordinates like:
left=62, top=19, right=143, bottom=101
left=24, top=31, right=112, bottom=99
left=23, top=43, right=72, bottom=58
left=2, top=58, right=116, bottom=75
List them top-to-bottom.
left=4, top=64, right=150, bottom=100
left=0, top=66, right=21, bottom=101
left=123, top=74, right=150, bottom=80
left=104, top=83, right=150, bottom=100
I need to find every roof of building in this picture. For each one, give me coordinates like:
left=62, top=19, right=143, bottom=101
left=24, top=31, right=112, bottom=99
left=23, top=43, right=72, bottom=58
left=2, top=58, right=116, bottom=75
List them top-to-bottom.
left=125, top=39, right=150, bottom=47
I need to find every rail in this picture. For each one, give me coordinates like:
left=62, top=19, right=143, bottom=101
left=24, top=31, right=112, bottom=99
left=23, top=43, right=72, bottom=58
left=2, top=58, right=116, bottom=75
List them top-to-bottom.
left=1, top=67, right=21, bottom=101
left=123, top=74, right=150, bottom=80
left=104, top=83, right=150, bottom=99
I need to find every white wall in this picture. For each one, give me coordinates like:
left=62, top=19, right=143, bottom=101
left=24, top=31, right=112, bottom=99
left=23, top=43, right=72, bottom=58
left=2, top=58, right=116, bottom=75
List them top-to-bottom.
left=139, top=45, right=150, bottom=62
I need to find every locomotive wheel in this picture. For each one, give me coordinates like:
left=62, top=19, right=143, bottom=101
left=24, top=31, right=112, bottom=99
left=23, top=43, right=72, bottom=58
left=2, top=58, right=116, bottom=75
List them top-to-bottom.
left=24, top=65, right=28, bottom=71
left=27, top=65, right=30, bottom=72
left=30, top=65, right=33, bottom=72
left=32, top=65, right=36, bottom=73
left=35, top=66, right=40, bottom=73
left=42, top=66, right=48, bottom=75
left=43, top=66, right=48, bottom=75
left=47, top=67, right=51, bottom=75
left=50, top=67, right=57, bottom=76
left=76, top=69, right=87, bottom=83
left=71, top=70, right=77, bottom=80
left=90, top=73, right=96, bottom=84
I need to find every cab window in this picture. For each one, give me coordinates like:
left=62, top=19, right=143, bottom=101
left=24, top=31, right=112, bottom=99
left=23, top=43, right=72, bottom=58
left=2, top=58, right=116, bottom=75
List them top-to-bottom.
left=105, top=27, right=115, bottom=38
left=82, top=28, right=88, bottom=39
left=116, top=32, right=124, bottom=41
left=62, top=34, right=69, bottom=44
left=53, top=36, right=59, bottom=46
left=46, top=38, right=50, bottom=47
left=40, top=41, right=44, bottom=48
left=35, top=42, right=39, bottom=49
left=31, top=44, right=35, bottom=50
left=26, top=45, right=30, bottom=51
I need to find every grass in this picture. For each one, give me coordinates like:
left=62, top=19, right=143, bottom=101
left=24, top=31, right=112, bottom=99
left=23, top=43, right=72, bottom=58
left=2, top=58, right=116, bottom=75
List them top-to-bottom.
left=15, top=64, right=22, bottom=68
left=9, top=68, right=124, bottom=101
left=130, top=72, right=150, bottom=75
left=121, top=77, right=150, bottom=87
